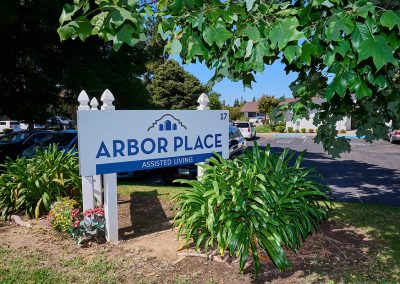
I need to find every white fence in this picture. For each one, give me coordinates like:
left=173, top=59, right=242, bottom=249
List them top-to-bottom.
left=77, top=89, right=210, bottom=242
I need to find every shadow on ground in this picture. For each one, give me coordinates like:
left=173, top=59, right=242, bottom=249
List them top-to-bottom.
left=264, top=146, right=400, bottom=207
left=118, top=190, right=174, bottom=240
left=250, top=218, right=389, bottom=283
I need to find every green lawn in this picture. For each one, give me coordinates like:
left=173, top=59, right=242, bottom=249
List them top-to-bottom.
left=255, top=125, right=271, bottom=133
left=118, top=181, right=181, bottom=200
left=0, top=183, right=399, bottom=283
left=329, top=202, right=400, bottom=282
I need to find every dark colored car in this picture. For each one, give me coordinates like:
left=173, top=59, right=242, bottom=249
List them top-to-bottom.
left=162, top=125, right=246, bottom=183
left=21, top=130, right=143, bottom=180
left=22, top=130, right=78, bottom=158
left=0, top=131, right=52, bottom=163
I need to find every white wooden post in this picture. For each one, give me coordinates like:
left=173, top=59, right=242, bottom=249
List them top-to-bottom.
left=100, top=89, right=119, bottom=242
left=78, top=91, right=95, bottom=211
left=197, top=93, right=210, bottom=178
left=90, top=97, right=103, bottom=206
left=92, top=175, right=103, bottom=206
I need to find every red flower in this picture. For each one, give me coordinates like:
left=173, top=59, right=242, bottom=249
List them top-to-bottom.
left=83, top=207, right=104, bottom=218
left=94, top=207, right=104, bottom=215
left=70, top=208, right=80, bottom=218
left=84, top=208, right=94, bottom=217
left=73, top=219, right=80, bottom=228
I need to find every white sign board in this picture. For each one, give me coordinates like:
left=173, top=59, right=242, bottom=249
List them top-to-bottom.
left=77, top=110, right=229, bottom=176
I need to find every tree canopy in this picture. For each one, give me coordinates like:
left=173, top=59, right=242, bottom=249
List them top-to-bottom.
left=0, top=0, right=161, bottom=123
left=58, top=0, right=400, bottom=156
left=147, top=59, right=221, bottom=109
left=209, top=92, right=223, bottom=110
left=258, top=95, right=280, bottom=121
left=229, top=106, right=245, bottom=121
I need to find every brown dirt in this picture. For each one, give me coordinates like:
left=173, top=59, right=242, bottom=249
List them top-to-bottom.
left=0, top=194, right=379, bottom=283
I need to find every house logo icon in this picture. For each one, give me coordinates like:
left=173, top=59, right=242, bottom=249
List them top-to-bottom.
left=147, top=114, right=187, bottom=132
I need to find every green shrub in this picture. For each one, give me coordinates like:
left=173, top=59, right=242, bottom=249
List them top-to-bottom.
left=270, top=122, right=285, bottom=132
left=255, top=125, right=271, bottom=133
left=276, top=126, right=285, bottom=133
left=287, top=127, right=294, bottom=133
left=2, top=128, right=13, bottom=134
left=301, top=128, right=306, bottom=133
left=309, top=128, right=314, bottom=133
left=295, top=129, right=300, bottom=133
left=339, top=129, right=346, bottom=134
left=0, top=144, right=81, bottom=219
left=173, top=144, right=331, bottom=274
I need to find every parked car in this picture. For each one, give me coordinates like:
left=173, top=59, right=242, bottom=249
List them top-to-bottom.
left=46, top=116, right=76, bottom=130
left=0, top=120, right=21, bottom=133
left=20, top=121, right=46, bottom=130
left=233, top=121, right=256, bottom=139
left=162, top=125, right=246, bottom=183
left=389, top=129, right=400, bottom=143
left=21, top=130, right=143, bottom=180
left=22, top=130, right=78, bottom=158
left=0, top=131, right=52, bottom=163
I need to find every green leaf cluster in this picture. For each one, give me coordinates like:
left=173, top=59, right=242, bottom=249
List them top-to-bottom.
left=57, top=0, right=400, bottom=156
left=0, top=144, right=81, bottom=219
left=173, top=144, right=331, bottom=274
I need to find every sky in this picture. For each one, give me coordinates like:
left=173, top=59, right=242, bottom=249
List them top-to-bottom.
left=179, top=59, right=298, bottom=106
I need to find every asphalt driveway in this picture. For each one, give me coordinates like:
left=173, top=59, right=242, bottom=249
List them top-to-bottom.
left=249, top=134, right=400, bottom=207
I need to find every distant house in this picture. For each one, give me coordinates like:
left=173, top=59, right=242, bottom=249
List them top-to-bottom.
left=282, top=97, right=352, bottom=131
left=279, top=98, right=298, bottom=106
left=240, top=102, right=265, bottom=124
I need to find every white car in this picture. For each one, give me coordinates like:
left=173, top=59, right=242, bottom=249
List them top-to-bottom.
left=0, top=121, right=21, bottom=133
left=233, top=121, right=256, bottom=139
left=20, top=122, right=46, bottom=130
left=389, top=129, right=400, bottom=143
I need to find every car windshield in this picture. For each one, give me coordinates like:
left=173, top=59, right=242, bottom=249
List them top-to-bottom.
left=58, top=116, right=69, bottom=121
left=234, top=122, right=249, bottom=128
left=0, top=132, right=30, bottom=143
left=37, top=132, right=76, bottom=147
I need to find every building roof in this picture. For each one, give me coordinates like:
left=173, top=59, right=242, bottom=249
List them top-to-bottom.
left=240, top=98, right=298, bottom=112
left=278, top=98, right=298, bottom=105
left=240, top=102, right=258, bottom=113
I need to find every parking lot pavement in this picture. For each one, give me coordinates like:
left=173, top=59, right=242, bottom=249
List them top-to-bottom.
left=248, top=134, right=400, bottom=207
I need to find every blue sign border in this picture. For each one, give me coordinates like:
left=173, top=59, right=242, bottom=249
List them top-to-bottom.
left=96, top=152, right=221, bottom=175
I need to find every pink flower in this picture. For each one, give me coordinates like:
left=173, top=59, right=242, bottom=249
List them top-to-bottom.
left=83, top=207, right=104, bottom=218
left=94, top=207, right=104, bottom=215
left=70, top=208, right=80, bottom=218
left=84, top=208, right=94, bottom=217
left=73, top=219, right=80, bottom=228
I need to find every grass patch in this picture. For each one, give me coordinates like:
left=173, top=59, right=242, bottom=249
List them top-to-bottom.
left=255, top=125, right=271, bottom=133
left=118, top=181, right=181, bottom=200
left=330, top=202, right=400, bottom=282
left=0, top=250, right=125, bottom=284
left=0, top=250, right=75, bottom=284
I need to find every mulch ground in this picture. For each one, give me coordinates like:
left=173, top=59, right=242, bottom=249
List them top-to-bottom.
left=0, top=193, right=379, bottom=283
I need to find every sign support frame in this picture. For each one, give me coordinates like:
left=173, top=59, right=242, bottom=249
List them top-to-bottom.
left=77, top=91, right=215, bottom=243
